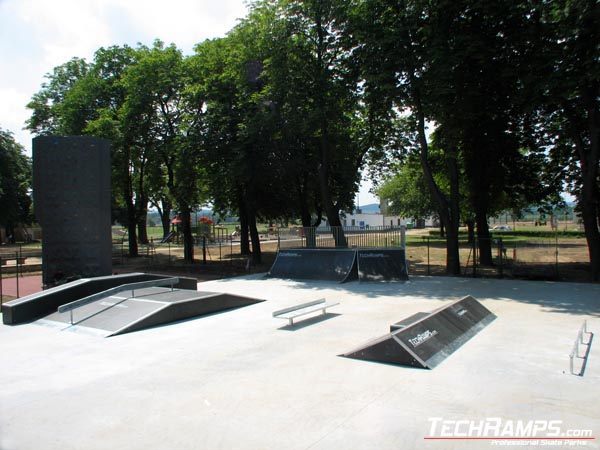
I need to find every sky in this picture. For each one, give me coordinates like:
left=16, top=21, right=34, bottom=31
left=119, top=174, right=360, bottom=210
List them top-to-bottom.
left=0, top=0, right=379, bottom=206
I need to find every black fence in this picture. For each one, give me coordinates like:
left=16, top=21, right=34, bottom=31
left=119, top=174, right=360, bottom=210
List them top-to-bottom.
left=278, top=226, right=406, bottom=249
left=413, top=236, right=590, bottom=281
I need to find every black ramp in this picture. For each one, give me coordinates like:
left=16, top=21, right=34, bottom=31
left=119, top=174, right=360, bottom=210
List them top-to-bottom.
left=268, top=249, right=358, bottom=282
left=357, top=249, right=408, bottom=282
left=2, top=273, right=197, bottom=325
left=40, top=288, right=264, bottom=337
left=112, top=292, right=264, bottom=336
left=341, top=295, right=496, bottom=369
left=341, top=333, right=424, bottom=368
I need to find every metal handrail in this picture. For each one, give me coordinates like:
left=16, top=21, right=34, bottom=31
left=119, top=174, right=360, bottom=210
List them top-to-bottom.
left=58, top=277, right=179, bottom=325
left=569, top=320, right=592, bottom=375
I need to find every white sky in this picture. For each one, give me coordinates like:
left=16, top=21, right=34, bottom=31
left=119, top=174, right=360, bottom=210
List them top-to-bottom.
left=0, top=0, right=379, bottom=205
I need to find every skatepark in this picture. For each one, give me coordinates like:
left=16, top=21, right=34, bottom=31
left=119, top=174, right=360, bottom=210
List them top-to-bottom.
left=1, top=137, right=597, bottom=449
left=1, top=273, right=598, bottom=450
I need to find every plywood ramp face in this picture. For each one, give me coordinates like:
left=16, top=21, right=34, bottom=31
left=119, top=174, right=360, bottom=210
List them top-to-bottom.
left=341, top=295, right=496, bottom=369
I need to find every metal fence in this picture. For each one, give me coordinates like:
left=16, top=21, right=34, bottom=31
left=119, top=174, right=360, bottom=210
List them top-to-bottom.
left=279, top=226, right=406, bottom=249
left=412, top=236, right=590, bottom=281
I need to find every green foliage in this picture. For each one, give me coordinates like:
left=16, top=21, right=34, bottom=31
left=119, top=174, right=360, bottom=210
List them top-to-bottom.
left=0, top=129, right=32, bottom=231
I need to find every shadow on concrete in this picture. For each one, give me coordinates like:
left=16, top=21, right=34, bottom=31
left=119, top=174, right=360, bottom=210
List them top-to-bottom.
left=235, top=274, right=600, bottom=318
left=277, top=312, right=342, bottom=331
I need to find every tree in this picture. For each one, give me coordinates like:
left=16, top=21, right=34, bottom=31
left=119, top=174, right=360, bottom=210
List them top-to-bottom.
left=354, top=0, right=463, bottom=274
left=534, top=0, right=600, bottom=281
left=119, top=41, right=187, bottom=245
left=26, top=46, right=143, bottom=256
left=26, top=58, right=89, bottom=135
left=0, top=129, right=32, bottom=238
left=377, top=159, right=436, bottom=224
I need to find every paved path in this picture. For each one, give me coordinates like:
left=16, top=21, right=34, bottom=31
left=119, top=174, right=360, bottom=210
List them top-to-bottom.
left=0, top=274, right=43, bottom=298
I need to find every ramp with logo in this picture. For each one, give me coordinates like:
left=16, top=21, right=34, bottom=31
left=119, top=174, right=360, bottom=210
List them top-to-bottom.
left=268, top=248, right=358, bottom=283
left=357, top=249, right=408, bottom=282
left=35, top=278, right=264, bottom=337
left=341, top=295, right=496, bottom=369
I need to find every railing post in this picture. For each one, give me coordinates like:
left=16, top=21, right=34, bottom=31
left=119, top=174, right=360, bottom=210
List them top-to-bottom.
left=472, top=237, right=477, bottom=278
left=498, top=238, right=504, bottom=279
left=15, top=251, right=19, bottom=298
left=0, top=257, right=3, bottom=312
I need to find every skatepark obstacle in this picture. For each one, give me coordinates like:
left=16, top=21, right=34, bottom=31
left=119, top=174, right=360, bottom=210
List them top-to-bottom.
left=341, top=295, right=496, bottom=369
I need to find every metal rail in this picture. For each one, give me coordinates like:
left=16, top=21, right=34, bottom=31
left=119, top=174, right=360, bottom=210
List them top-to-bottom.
left=58, top=277, right=179, bottom=325
left=569, top=320, right=593, bottom=376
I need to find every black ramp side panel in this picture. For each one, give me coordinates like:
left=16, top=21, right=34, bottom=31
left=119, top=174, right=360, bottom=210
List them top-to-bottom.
left=268, top=249, right=358, bottom=283
left=357, top=249, right=408, bottom=282
left=2, top=273, right=197, bottom=325
left=39, top=289, right=265, bottom=336
left=111, top=292, right=264, bottom=336
left=341, top=295, right=496, bottom=369
left=341, top=333, right=424, bottom=368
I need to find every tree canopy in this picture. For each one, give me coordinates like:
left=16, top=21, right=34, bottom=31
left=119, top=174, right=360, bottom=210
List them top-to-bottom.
left=21, top=0, right=600, bottom=279
left=0, top=128, right=32, bottom=238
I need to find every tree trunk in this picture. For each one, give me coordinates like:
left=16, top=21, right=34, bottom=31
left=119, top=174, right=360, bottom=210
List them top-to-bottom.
left=412, top=82, right=461, bottom=275
left=563, top=95, right=600, bottom=281
left=578, top=134, right=600, bottom=282
left=317, top=161, right=347, bottom=247
left=298, top=182, right=318, bottom=248
left=125, top=194, right=138, bottom=257
left=158, top=198, right=172, bottom=239
left=239, top=198, right=250, bottom=256
left=136, top=206, right=148, bottom=245
left=181, top=207, right=194, bottom=264
left=248, top=210, right=262, bottom=264
left=475, top=211, right=493, bottom=266
left=466, top=219, right=475, bottom=244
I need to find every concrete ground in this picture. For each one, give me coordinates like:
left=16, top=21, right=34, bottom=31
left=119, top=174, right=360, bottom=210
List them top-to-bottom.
left=0, top=275, right=599, bottom=450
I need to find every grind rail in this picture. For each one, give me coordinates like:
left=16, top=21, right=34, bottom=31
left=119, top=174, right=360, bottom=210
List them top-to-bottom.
left=57, top=277, right=179, bottom=325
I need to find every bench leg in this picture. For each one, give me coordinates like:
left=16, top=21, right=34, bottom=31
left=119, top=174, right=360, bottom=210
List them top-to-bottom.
left=288, top=318, right=294, bottom=326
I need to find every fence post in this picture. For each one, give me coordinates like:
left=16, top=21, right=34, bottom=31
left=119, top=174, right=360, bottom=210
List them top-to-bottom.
left=555, top=231, right=559, bottom=279
left=202, top=236, right=207, bottom=265
left=422, top=236, right=431, bottom=276
left=472, top=237, right=477, bottom=278
left=498, top=238, right=504, bottom=279
left=15, top=251, right=19, bottom=298
left=0, top=257, right=3, bottom=312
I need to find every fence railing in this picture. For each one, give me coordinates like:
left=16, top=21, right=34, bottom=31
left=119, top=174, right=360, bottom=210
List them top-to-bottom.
left=290, top=226, right=406, bottom=249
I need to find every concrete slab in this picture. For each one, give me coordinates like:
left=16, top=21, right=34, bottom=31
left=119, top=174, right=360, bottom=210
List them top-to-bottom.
left=1, top=275, right=599, bottom=450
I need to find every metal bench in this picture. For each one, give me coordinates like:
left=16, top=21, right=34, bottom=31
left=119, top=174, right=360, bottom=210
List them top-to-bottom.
left=272, top=298, right=339, bottom=326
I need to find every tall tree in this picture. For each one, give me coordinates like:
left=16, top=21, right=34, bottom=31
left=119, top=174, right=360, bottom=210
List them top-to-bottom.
left=354, top=0, right=463, bottom=274
left=535, top=0, right=600, bottom=281
left=26, top=46, right=142, bottom=256
left=0, top=129, right=32, bottom=238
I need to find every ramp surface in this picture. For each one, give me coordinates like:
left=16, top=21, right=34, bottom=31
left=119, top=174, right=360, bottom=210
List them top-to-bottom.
left=268, top=249, right=358, bottom=282
left=357, top=249, right=408, bottom=282
left=2, top=273, right=197, bottom=324
left=39, top=287, right=263, bottom=337
left=342, top=295, right=496, bottom=368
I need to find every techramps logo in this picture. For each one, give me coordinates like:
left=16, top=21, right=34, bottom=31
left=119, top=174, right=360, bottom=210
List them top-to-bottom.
left=425, top=418, right=595, bottom=446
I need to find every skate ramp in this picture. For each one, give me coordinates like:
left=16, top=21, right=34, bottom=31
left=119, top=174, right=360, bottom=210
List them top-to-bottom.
left=268, top=249, right=358, bottom=283
left=341, top=295, right=496, bottom=368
